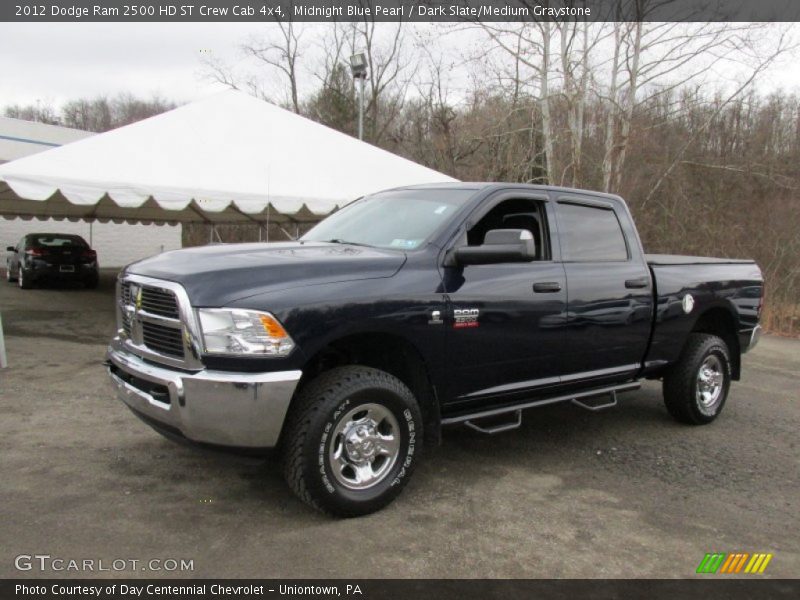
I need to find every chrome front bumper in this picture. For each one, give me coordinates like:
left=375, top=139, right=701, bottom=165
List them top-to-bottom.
left=106, top=337, right=301, bottom=448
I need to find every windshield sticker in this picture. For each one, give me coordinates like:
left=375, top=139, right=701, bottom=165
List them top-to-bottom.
left=390, top=239, right=420, bottom=249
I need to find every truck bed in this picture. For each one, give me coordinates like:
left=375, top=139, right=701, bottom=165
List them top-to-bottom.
left=646, top=254, right=755, bottom=266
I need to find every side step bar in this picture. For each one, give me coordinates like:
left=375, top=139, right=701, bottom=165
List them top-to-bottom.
left=443, top=382, right=641, bottom=431
left=571, top=391, right=619, bottom=412
left=464, top=410, right=522, bottom=435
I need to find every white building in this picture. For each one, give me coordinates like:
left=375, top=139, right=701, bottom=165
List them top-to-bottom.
left=0, top=116, right=181, bottom=267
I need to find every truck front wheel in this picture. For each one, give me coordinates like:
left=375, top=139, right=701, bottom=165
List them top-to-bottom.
left=663, top=333, right=732, bottom=425
left=280, top=366, right=423, bottom=517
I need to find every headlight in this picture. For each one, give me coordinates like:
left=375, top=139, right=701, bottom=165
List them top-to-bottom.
left=197, top=308, right=295, bottom=356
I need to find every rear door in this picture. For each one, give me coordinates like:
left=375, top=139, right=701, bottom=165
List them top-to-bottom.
left=554, top=195, right=653, bottom=384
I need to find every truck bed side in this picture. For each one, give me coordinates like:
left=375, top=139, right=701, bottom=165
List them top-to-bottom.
left=642, top=256, right=763, bottom=380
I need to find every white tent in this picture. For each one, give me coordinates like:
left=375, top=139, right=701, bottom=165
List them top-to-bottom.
left=0, top=90, right=456, bottom=226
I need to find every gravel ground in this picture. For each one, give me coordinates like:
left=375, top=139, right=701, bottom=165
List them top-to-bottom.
left=0, top=270, right=797, bottom=578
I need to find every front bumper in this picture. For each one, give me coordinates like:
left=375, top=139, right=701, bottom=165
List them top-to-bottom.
left=106, top=337, right=301, bottom=448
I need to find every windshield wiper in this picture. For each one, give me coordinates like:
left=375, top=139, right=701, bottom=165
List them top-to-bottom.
left=324, top=239, right=374, bottom=248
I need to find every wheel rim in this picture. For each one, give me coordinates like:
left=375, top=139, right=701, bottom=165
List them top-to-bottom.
left=18, top=268, right=23, bottom=288
left=696, top=355, right=724, bottom=407
left=328, top=403, right=401, bottom=491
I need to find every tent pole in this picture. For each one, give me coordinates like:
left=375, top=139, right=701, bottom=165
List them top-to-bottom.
left=0, top=313, right=7, bottom=369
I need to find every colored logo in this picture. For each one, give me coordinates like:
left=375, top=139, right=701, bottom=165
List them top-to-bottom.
left=453, top=308, right=480, bottom=329
left=696, top=552, right=773, bottom=574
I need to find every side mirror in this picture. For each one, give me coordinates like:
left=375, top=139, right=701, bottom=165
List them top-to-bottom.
left=454, top=229, right=536, bottom=265
left=6, top=246, right=15, bottom=252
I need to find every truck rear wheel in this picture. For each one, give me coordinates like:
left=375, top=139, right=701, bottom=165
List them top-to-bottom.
left=663, top=333, right=731, bottom=425
left=280, top=366, right=422, bottom=517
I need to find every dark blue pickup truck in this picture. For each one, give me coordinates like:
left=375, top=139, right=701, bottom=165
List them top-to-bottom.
left=106, top=183, right=763, bottom=516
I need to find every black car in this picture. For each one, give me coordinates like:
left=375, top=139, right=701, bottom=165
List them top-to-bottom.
left=6, top=233, right=99, bottom=289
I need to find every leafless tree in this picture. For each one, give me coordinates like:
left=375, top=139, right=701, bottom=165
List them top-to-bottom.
left=598, top=8, right=790, bottom=192
left=242, top=20, right=305, bottom=113
left=5, top=94, right=175, bottom=132
left=4, top=101, right=60, bottom=125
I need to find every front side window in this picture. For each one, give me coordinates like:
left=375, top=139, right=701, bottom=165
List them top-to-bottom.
left=302, top=189, right=475, bottom=250
left=466, top=198, right=549, bottom=260
left=557, top=203, right=628, bottom=261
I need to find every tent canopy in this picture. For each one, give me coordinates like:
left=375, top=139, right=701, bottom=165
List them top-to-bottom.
left=0, top=90, right=456, bottom=225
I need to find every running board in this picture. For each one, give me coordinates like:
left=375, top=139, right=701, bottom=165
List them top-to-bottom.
left=441, top=382, right=641, bottom=427
left=571, top=391, right=618, bottom=412
left=464, top=410, right=522, bottom=435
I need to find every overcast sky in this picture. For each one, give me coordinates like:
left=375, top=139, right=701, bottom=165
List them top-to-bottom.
left=2, top=22, right=800, bottom=111
left=0, top=23, right=265, bottom=107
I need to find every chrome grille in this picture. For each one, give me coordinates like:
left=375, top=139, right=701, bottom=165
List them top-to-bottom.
left=116, top=275, right=200, bottom=368
left=121, top=281, right=133, bottom=305
left=119, top=282, right=133, bottom=336
left=140, top=287, right=180, bottom=319
left=121, top=311, right=133, bottom=337
left=142, top=321, right=184, bottom=358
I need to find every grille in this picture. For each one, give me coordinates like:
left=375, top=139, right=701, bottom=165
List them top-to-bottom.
left=118, top=278, right=187, bottom=363
left=120, top=281, right=132, bottom=305
left=119, top=282, right=133, bottom=336
left=140, top=287, right=180, bottom=318
left=121, top=311, right=133, bottom=337
left=141, top=321, right=184, bottom=358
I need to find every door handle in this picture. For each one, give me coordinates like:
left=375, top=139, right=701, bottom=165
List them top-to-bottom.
left=625, top=277, right=649, bottom=289
left=533, top=282, right=562, bottom=293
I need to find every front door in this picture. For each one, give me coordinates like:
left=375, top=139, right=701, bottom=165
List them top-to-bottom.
left=441, top=195, right=567, bottom=414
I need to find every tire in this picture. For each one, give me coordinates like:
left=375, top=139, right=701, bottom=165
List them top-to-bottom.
left=5, top=264, right=16, bottom=283
left=18, top=267, right=32, bottom=289
left=663, top=333, right=732, bottom=425
left=281, top=366, right=423, bottom=517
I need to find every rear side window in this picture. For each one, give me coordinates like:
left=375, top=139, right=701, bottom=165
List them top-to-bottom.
left=557, top=203, right=628, bottom=261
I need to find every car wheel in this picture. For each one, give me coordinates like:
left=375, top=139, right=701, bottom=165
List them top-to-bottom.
left=6, top=264, right=16, bottom=283
left=18, top=267, right=32, bottom=289
left=663, top=333, right=731, bottom=425
left=281, top=366, right=422, bottom=517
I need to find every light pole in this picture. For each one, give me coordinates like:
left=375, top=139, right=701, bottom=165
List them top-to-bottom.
left=349, top=52, right=368, bottom=141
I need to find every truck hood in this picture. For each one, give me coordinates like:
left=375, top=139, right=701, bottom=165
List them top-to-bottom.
left=125, top=241, right=407, bottom=306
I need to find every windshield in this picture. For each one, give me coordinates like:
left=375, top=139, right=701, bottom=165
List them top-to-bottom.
left=302, top=189, right=474, bottom=250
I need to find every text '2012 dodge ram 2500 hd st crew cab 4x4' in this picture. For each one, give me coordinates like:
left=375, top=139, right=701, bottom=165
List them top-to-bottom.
left=106, top=184, right=763, bottom=516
